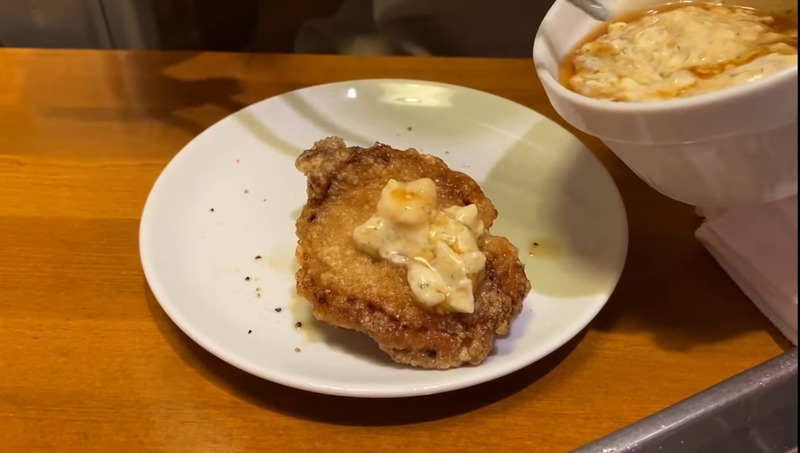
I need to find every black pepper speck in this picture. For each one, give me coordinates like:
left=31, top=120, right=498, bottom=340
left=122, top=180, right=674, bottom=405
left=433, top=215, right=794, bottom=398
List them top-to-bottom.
left=244, top=189, right=249, bottom=194
left=209, top=208, right=215, bottom=212
left=255, top=255, right=262, bottom=261
left=245, top=276, right=250, bottom=282
left=275, top=307, right=282, bottom=313
left=295, top=322, right=302, bottom=328
left=248, top=330, right=252, bottom=334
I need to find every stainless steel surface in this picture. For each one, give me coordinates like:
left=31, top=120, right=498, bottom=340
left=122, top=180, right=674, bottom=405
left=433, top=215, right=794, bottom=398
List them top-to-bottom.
left=566, top=0, right=612, bottom=21
left=574, top=348, right=798, bottom=453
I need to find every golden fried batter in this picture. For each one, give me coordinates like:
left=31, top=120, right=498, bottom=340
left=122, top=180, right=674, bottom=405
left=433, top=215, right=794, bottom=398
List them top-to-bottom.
left=294, top=137, right=531, bottom=369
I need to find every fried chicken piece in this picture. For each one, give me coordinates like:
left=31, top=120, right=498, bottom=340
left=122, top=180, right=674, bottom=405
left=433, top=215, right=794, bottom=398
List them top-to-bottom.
left=294, top=136, right=531, bottom=369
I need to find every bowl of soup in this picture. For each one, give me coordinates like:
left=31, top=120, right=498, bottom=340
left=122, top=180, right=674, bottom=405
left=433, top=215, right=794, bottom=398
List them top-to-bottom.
left=533, top=0, right=798, bottom=207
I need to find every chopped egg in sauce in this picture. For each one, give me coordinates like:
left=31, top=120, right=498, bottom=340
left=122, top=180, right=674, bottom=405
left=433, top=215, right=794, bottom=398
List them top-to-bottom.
left=563, top=3, right=798, bottom=102
left=352, top=178, right=486, bottom=314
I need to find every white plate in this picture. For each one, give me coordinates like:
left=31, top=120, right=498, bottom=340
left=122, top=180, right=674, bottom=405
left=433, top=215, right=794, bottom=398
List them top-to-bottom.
left=140, top=79, right=628, bottom=398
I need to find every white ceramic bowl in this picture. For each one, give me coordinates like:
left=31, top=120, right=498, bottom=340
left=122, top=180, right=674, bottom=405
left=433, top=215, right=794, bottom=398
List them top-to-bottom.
left=533, top=0, right=798, bottom=208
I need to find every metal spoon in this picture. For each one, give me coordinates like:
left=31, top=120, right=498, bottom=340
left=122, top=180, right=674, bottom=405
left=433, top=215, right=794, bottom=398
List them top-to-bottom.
left=567, top=0, right=613, bottom=21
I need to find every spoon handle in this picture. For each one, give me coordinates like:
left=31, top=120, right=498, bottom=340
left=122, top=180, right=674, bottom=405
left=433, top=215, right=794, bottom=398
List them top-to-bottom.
left=567, top=0, right=612, bottom=21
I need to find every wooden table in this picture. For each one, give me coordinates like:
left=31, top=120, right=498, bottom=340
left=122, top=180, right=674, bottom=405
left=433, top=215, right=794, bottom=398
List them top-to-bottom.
left=0, top=49, right=791, bottom=452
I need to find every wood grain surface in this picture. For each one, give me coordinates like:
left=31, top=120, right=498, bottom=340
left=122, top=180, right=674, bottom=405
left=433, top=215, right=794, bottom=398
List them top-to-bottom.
left=0, top=48, right=791, bottom=452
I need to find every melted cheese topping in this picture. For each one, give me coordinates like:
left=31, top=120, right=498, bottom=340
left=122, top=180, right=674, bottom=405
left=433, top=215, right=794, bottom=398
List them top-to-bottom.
left=567, top=4, right=798, bottom=102
left=352, top=178, right=486, bottom=313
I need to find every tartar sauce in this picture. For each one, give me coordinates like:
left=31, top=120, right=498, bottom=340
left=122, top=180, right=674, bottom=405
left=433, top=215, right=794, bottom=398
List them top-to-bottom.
left=565, top=4, right=798, bottom=101
left=352, top=178, right=486, bottom=313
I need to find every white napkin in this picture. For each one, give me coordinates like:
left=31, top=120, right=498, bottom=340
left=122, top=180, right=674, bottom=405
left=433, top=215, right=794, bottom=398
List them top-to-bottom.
left=696, top=196, right=798, bottom=345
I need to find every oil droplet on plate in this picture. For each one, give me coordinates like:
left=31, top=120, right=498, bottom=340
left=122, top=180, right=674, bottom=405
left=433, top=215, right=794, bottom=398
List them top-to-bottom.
left=290, top=205, right=304, bottom=221
left=490, top=217, right=612, bottom=297
left=528, top=239, right=565, bottom=259
left=267, top=245, right=300, bottom=275
left=290, top=289, right=322, bottom=342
